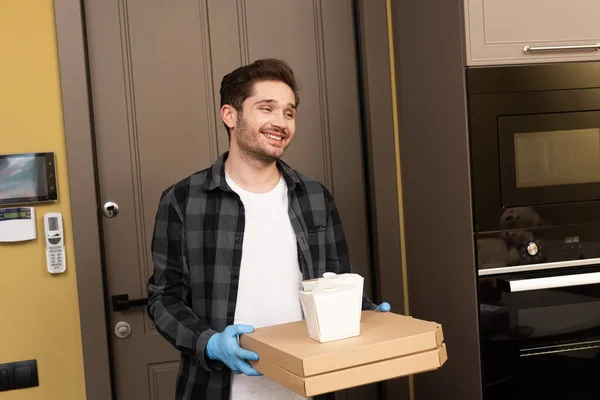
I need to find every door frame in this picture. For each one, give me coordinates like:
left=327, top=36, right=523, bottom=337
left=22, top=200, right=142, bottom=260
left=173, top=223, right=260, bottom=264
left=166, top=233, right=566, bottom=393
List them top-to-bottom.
left=53, top=1, right=404, bottom=399
left=54, top=1, right=113, bottom=399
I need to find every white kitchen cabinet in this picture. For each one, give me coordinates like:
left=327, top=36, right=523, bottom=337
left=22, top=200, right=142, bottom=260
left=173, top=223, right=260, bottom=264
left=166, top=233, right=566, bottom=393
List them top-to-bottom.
left=464, top=0, right=600, bottom=65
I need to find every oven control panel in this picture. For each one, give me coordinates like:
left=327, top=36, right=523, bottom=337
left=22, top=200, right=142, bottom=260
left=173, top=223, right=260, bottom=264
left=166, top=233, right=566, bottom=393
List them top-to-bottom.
left=476, top=224, right=600, bottom=275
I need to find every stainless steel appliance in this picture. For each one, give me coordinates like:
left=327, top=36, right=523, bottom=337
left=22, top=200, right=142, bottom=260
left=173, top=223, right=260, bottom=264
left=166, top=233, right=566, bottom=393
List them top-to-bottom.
left=467, top=62, right=600, bottom=399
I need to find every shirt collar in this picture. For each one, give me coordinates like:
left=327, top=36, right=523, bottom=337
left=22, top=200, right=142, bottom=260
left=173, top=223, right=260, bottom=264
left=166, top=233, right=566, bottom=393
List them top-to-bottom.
left=203, top=152, right=303, bottom=192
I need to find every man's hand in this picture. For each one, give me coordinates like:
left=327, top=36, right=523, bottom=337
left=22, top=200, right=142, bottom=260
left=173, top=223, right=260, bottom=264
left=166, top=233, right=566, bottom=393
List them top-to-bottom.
left=375, top=302, right=391, bottom=312
left=206, top=324, right=262, bottom=376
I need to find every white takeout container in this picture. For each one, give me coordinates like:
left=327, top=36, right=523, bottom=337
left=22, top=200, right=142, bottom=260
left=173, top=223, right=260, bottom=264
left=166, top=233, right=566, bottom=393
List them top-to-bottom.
left=299, top=273, right=364, bottom=343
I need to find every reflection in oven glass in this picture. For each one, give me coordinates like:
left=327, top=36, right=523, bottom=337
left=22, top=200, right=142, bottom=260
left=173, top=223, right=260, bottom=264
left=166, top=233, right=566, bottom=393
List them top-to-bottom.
left=483, top=345, right=600, bottom=400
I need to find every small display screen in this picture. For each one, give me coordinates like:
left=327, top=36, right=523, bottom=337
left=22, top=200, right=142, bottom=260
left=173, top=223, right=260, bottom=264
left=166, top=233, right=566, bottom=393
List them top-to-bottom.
left=0, top=153, right=52, bottom=204
left=0, top=207, right=31, bottom=221
left=5, top=210, right=28, bottom=219
left=49, top=217, right=59, bottom=231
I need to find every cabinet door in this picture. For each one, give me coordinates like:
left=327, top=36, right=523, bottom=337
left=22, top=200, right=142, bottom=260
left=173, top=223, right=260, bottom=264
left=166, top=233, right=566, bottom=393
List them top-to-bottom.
left=465, top=0, right=600, bottom=65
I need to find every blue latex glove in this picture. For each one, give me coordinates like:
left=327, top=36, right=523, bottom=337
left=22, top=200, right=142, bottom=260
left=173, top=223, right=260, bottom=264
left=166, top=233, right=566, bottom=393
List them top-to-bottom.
left=375, top=302, right=391, bottom=312
left=206, top=324, right=261, bottom=376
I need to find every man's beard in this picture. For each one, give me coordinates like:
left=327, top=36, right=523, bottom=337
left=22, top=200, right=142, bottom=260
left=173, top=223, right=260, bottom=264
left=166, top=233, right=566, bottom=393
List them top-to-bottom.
left=234, top=114, right=281, bottom=164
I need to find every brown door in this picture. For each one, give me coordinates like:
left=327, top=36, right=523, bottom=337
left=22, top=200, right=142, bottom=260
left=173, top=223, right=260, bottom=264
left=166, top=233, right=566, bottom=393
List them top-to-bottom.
left=84, top=1, right=373, bottom=399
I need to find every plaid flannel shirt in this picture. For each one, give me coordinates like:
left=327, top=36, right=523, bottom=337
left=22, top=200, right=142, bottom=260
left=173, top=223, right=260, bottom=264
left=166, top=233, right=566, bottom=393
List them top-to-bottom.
left=148, top=152, right=376, bottom=400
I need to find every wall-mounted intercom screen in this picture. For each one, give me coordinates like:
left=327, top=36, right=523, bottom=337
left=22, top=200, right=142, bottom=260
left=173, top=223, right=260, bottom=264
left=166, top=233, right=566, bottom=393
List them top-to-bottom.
left=0, top=153, right=58, bottom=206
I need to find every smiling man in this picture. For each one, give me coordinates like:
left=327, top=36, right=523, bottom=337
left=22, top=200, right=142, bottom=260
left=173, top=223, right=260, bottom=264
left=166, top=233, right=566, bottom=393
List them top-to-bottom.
left=147, top=59, right=390, bottom=400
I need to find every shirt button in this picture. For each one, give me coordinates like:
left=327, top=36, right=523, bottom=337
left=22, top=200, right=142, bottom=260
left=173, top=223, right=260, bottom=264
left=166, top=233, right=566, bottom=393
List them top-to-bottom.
left=235, top=236, right=242, bottom=244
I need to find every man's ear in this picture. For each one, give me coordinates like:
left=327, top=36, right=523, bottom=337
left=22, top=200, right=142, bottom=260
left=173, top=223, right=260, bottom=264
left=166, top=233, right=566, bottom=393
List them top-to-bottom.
left=221, top=104, right=237, bottom=130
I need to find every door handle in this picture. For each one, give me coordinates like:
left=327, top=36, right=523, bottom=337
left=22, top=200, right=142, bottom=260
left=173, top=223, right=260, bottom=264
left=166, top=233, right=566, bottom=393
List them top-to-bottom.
left=523, top=43, right=600, bottom=53
left=102, top=201, right=120, bottom=218
left=499, top=271, right=600, bottom=292
left=112, top=294, right=148, bottom=312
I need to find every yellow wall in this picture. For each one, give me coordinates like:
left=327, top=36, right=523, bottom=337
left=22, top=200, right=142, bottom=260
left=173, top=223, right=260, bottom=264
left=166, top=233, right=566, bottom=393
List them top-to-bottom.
left=0, top=1, right=86, bottom=399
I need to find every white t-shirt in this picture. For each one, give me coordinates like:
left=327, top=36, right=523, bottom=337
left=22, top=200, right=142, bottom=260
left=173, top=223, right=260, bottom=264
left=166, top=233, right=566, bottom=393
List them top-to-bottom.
left=226, top=172, right=310, bottom=400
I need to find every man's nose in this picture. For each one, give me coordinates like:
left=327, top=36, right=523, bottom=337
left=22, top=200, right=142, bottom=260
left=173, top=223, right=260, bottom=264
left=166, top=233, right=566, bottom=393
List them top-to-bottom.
left=271, top=111, right=286, bottom=130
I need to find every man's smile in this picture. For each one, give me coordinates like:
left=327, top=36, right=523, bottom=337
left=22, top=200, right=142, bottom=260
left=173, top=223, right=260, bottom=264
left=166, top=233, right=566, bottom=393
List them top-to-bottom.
left=261, top=130, right=285, bottom=144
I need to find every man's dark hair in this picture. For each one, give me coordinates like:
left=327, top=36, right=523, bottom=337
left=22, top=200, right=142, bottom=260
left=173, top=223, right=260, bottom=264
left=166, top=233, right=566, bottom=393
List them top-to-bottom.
left=219, top=58, right=300, bottom=138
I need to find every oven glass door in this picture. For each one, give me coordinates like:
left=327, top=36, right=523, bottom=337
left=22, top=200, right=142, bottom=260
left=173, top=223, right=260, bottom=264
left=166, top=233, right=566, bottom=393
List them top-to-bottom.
left=498, top=110, right=600, bottom=207
left=479, top=267, right=600, bottom=400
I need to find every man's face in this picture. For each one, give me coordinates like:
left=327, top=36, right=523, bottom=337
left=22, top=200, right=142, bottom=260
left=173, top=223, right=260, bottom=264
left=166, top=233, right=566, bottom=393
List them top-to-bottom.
left=231, top=80, right=297, bottom=163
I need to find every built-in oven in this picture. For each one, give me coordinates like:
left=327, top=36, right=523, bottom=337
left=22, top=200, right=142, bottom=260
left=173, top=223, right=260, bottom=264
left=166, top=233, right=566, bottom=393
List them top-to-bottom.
left=467, top=61, right=600, bottom=399
left=477, top=224, right=600, bottom=399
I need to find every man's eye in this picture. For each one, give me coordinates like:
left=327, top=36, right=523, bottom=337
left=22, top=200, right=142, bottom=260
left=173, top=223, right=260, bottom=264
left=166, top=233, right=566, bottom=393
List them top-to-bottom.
left=261, top=107, right=272, bottom=112
left=285, top=112, right=294, bottom=118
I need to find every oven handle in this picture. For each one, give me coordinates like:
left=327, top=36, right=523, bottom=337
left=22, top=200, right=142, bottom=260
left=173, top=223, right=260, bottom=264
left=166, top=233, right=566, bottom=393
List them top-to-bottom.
left=500, top=271, right=600, bottom=292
